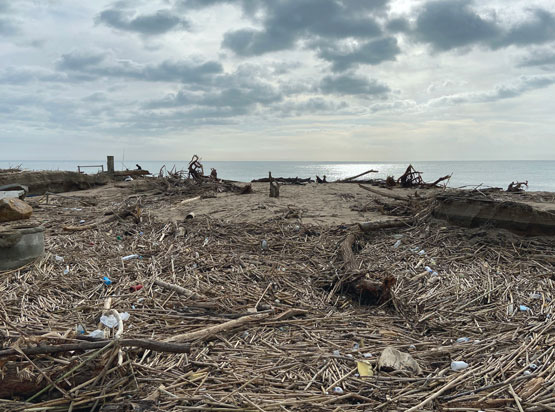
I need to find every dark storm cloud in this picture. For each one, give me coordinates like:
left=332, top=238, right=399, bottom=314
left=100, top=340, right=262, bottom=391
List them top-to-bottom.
left=222, top=0, right=383, bottom=56
left=413, top=1, right=555, bottom=52
left=97, top=8, right=188, bottom=35
left=316, top=37, right=400, bottom=71
left=57, top=50, right=223, bottom=83
left=320, top=73, right=390, bottom=96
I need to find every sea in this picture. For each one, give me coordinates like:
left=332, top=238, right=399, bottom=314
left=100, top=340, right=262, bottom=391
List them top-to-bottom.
left=1, top=160, right=554, bottom=192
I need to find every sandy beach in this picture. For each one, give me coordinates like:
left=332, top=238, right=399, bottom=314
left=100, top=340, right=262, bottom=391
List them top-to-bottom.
left=1, top=174, right=554, bottom=411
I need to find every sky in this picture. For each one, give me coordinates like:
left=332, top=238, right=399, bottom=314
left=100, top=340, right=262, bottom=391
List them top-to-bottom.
left=1, top=0, right=555, bottom=161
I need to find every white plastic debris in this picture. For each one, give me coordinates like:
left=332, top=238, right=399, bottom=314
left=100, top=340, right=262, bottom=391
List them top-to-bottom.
left=124, top=176, right=133, bottom=182
left=79, top=219, right=85, bottom=224
left=261, top=239, right=268, bottom=250
left=393, top=240, right=401, bottom=249
left=418, top=250, right=426, bottom=255
left=122, top=254, right=140, bottom=261
left=55, top=255, right=64, bottom=262
left=63, top=265, right=70, bottom=275
left=424, top=266, right=433, bottom=273
left=519, top=305, right=530, bottom=311
left=120, top=312, right=130, bottom=321
left=100, top=314, right=119, bottom=328
left=88, top=329, right=105, bottom=339
left=456, top=337, right=470, bottom=343
left=333, top=349, right=340, bottom=357
left=363, top=352, right=372, bottom=358
left=451, top=361, right=469, bottom=371
left=332, top=387, right=344, bottom=394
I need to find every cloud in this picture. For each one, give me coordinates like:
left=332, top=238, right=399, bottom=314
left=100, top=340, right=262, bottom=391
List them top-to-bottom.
left=222, top=0, right=383, bottom=56
left=413, top=0, right=500, bottom=51
left=413, top=1, right=555, bottom=52
left=97, top=8, right=188, bottom=35
left=493, top=8, right=555, bottom=49
left=0, top=17, right=18, bottom=35
left=386, top=17, right=410, bottom=33
left=316, top=37, right=400, bottom=71
left=518, top=48, right=555, bottom=67
left=56, top=50, right=223, bottom=84
left=57, top=50, right=107, bottom=71
left=0, top=66, right=69, bottom=84
left=320, top=73, right=390, bottom=96
left=428, top=74, right=555, bottom=106
left=146, top=80, right=282, bottom=110
left=276, top=97, right=349, bottom=116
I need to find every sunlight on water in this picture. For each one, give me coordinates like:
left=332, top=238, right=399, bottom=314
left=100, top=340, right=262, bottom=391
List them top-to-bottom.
left=1, top=160, right=554, bottom=191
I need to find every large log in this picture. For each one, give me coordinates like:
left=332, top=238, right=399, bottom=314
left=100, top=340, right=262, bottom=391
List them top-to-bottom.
left=335, top=169, right=378, bottom=183
left=358, top=184, right=411, bottom=201
left=358, top=218, right=413, bottom=233
left=338, top=233, right=396, bottom=305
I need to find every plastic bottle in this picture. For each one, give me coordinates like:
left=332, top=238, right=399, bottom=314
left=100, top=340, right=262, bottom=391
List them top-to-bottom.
left=261, top=239, right=268, bottom=250
left=393, top=240, right=401, bottom=249
left=122, top=254, right=140, bottom=261
left=456, top=337, right=470, bottom=343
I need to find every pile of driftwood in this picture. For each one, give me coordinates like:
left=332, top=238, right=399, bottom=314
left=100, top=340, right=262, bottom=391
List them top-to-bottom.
left=155, top=158, right=251, bottom=196
left=389, top=165, right=451, bottom=189
left=1, top=180, right=553, bottom=412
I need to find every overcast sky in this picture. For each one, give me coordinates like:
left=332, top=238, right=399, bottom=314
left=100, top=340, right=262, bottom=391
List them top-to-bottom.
left=1, top=0, right=554, bottom=161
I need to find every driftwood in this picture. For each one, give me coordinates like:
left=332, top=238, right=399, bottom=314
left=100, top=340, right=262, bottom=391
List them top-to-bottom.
left=188, top=155, right=204, bottom=180
left=398, top=164, right=423, bottom=187
left=335, top=169, right=378, bottom=183
left=113, top=170, right=150, bottom=178
left=269, top=172, right=280, bottom=198
left=316, top=175, right=327, bottom=184
left=253, top=176, right=313, bottom=184
left=507, top=180, right=528, bottom=192
left=358, top=184, right=411, bottom=201
left=358, top=218, right=413, bottom=233
left=338, top=233, right=397, bottom=305
left=339, top=233, right=357, bottom=271
left=153, top=279, right=202, bottom=300
left=166, top=313, right=270, bottom=342
left=0, top=338, right=191, bottom=358
left=0, top=360, right=94, bottom=398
